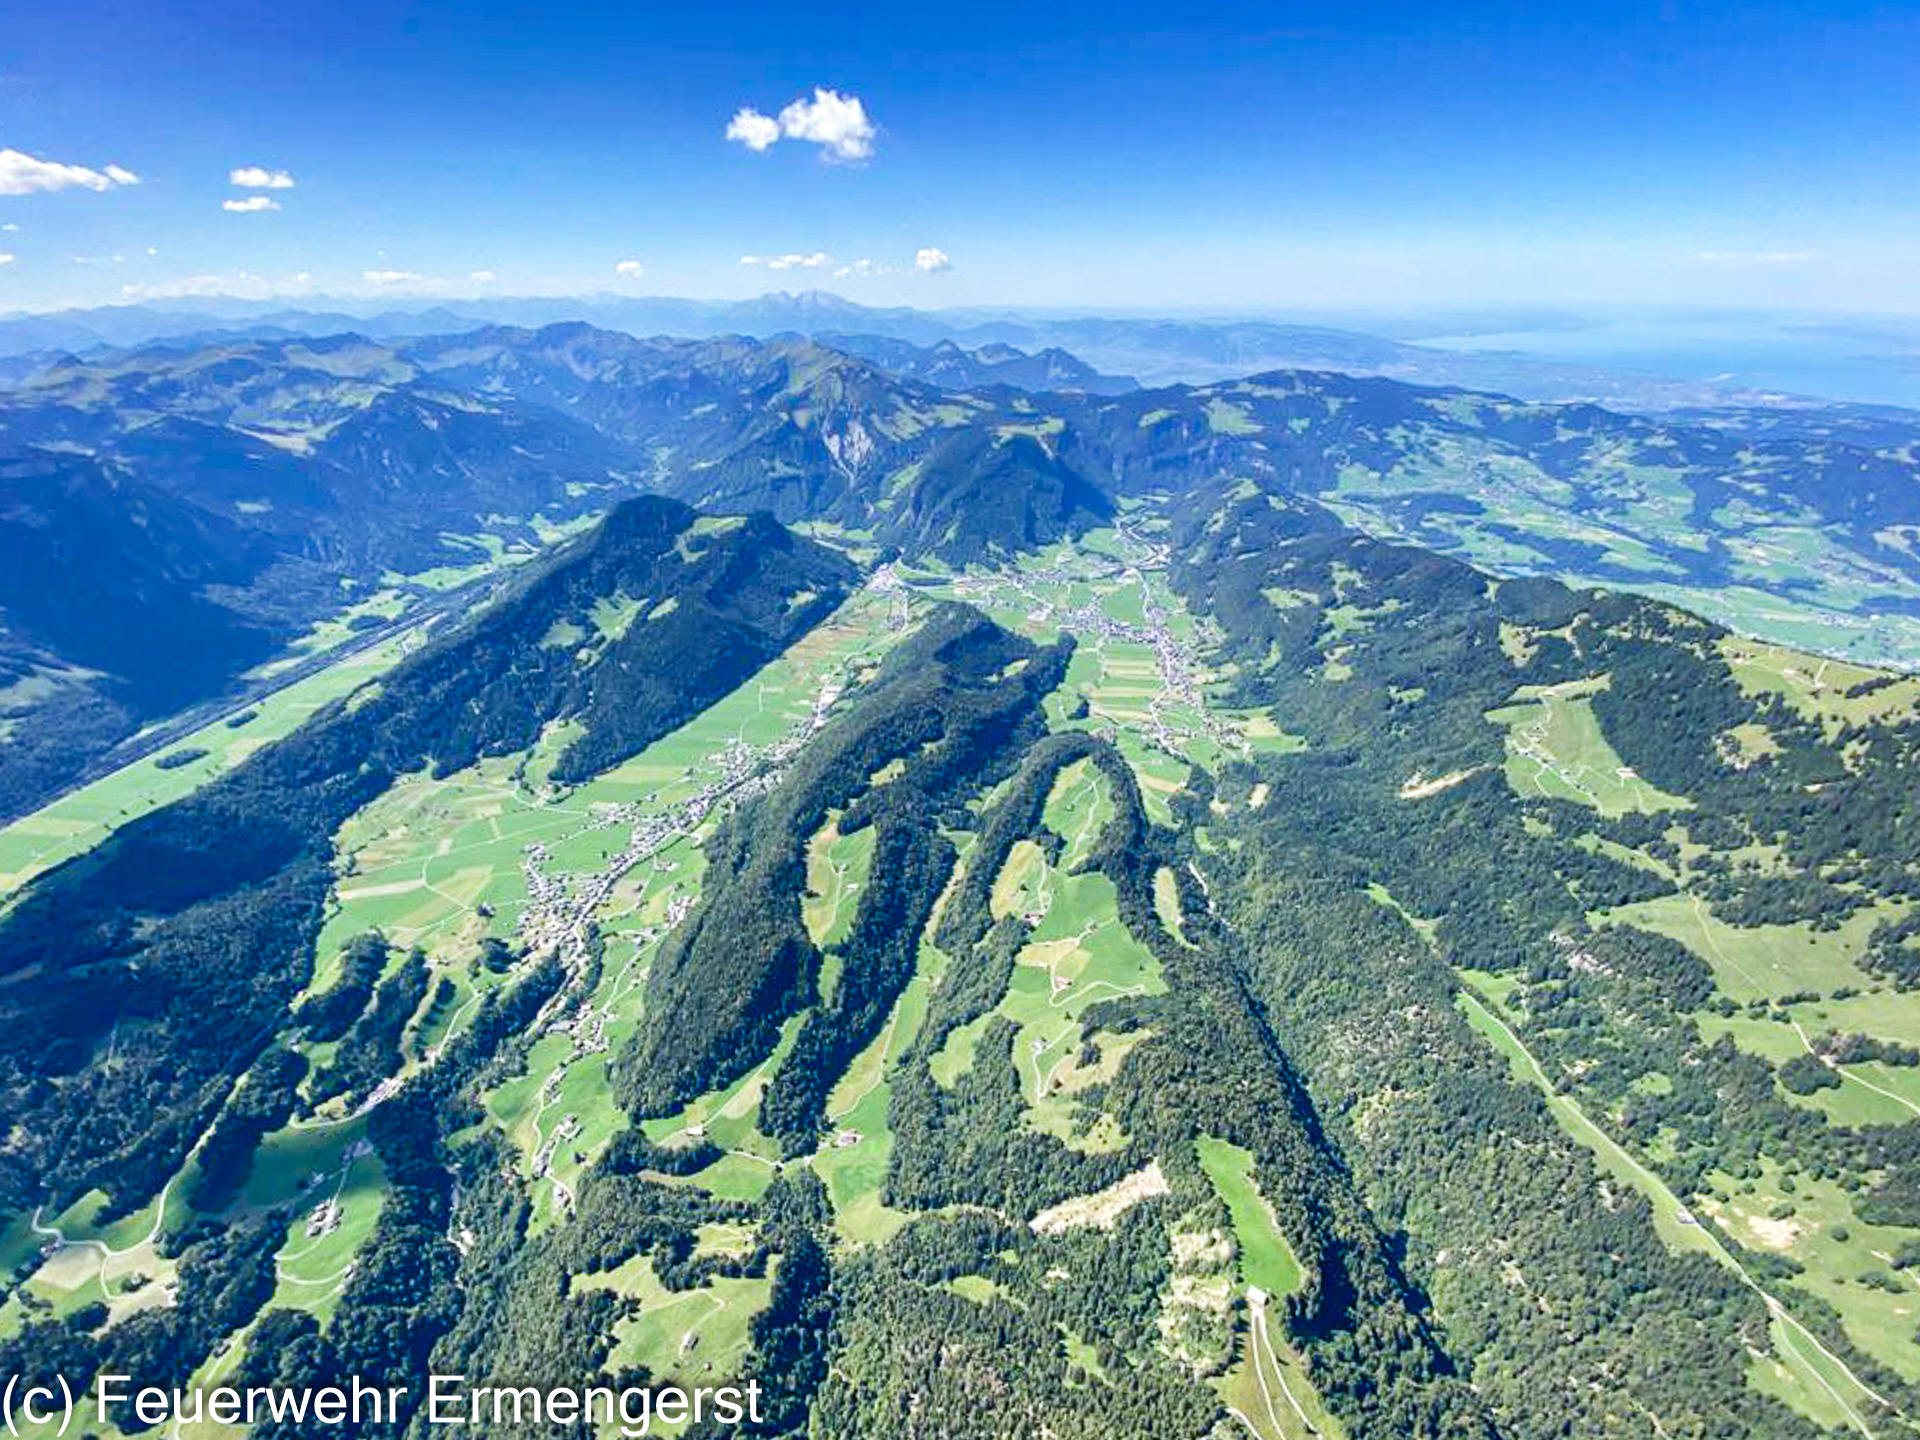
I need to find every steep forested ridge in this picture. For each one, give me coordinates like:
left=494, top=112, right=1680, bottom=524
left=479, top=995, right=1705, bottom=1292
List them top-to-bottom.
left=8, top=318, right=1920, bottom=823
left=3, top=325, right=1920, bottom=1440
left=1157, top=481, right=1920, bottom=1435
left=0, top=495, right=853, bottom=1221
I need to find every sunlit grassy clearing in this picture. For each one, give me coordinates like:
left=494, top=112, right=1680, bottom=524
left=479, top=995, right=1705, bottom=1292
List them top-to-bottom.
left=1721, top=636, right=1920, bottom=738
left=1486, top=676, right=1690, bottom=817
left=803, top=813, right=876, bottom=952
left=1594, top=891, right=1901, bottom=1008
left=1195, top=1138, right=1303, bottom=1299
left=1697, top=1157, right=1920, bottom=1385
left=587, top=1251, right=771, bottom=1414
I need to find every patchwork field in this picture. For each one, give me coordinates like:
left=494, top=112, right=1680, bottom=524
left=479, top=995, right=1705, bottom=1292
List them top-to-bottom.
left=906, top=529, right=1306, bottom=831
left=933, top=774, right=1166, bottom=1154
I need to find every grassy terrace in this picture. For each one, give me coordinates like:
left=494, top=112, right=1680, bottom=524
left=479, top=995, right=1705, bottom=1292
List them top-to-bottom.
left=803, top=812, right=877, bottom=954
left=1596, top=890, right=1907, bottom=1009
left=810, top=903, right=952, bottom=1247
left=587, top=1251, right=771, bottom=1425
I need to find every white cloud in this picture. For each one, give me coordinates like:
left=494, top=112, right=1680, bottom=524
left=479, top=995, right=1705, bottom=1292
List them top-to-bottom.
left=727, top=88, right=877, bottom=161
left=779, top=88, right=876, bottom=161
left=725, top=108, right=781, bottom=153
left=0, top=148, right=141, bottom=195
left=229, top=165, right=295, bottom=189
left=223, top=195, right=280, bottom=213
left=0, top=223, right=16, bottom=232
left=146, top=245, right=157, bottom=256
left=914, top=246, right=952, bottom=273
left=1695, top=250, right=1812, bottom=264
left=741, top=251, right=829, bottom=270
left=70, top=253, right=127, bottom=265
left=0, top=254, right=13, bottom=266
left=834, top=258, right=887, bottom=278
left=614, top=259, right=645, bottom=278
left=470, top=269, right=498, bottom=283
left=351, top=270, right=471, bottom=299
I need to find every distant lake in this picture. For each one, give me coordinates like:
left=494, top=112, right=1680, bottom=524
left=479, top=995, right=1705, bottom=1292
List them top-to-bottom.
left=1421, top=315, right=1920, bottom=410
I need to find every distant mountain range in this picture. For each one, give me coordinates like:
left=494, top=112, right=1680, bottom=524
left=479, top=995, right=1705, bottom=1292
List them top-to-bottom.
left=11, top=290, right=1920, bottom=411
left=5, top=319, right=1920, bottom=819
left=806, top=332, right=1138, bottom=395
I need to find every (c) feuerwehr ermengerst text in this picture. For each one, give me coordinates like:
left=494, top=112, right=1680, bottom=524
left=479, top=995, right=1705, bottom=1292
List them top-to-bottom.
left=11, top=1373, right=764, bottom=1435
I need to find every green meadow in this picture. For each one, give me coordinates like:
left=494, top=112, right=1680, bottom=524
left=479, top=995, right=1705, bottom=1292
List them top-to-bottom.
left=0, top=626, right=421, bottom=899
left=1487, top=676, right=1691, bottom=817
left=1195, top=1137, right=1304, bottom=1299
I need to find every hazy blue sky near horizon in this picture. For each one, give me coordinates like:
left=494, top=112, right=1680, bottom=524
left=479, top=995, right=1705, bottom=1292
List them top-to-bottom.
left=1, top=0, right=1916, bottom=313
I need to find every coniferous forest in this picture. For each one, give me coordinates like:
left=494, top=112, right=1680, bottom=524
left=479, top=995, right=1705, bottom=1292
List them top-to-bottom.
left=3, top=320, right=1920, bottom=1440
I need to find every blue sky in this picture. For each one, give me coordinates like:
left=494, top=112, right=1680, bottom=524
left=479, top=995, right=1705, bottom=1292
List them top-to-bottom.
left=1, top=0, right=1916, bottom=313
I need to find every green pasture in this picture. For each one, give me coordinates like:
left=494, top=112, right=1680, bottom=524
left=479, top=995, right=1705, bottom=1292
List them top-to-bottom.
left=0, top=626, right=419, bottom=899
left=1487, top=676, right=1690, bottom=817
left=1593, top=892, right=1899, bottom=1006
left=1195, top=1137, right=1304, bottom=1298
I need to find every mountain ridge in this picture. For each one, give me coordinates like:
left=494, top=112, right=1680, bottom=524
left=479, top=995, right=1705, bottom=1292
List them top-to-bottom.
left=11, top=291, right=1917, bottom=411
left=5, top=320, right=1920, bottom=825
left=4, top=464, right=1918, bottom=1438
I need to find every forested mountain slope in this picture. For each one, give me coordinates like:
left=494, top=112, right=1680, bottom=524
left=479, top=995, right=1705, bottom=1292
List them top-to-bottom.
left=3, top=447, right=1918, bottom=1439
left=0, top=495, right=853, bottom=1217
